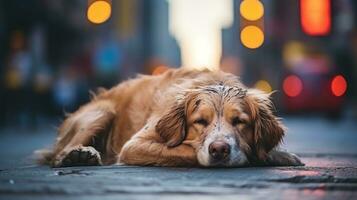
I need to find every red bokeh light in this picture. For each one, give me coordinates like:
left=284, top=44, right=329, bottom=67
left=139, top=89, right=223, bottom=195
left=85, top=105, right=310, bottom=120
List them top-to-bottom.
left=300, top=0, right=331, bottom=36
left=283, top=75, right=303, bottom=97
left=331, top=75, right=347, bottom=97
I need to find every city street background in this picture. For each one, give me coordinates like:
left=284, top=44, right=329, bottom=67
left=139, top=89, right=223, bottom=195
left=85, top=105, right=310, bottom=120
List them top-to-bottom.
left=0, top=0, right=357, bottom=199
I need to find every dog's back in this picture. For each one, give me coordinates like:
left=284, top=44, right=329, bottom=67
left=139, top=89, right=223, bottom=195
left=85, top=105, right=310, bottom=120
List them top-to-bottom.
left=38, top=68, right=210, bottom=166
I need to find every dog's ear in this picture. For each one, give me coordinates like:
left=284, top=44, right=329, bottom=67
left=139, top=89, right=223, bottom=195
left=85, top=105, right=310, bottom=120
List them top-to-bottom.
left=244, top=89, right=285, bottom=161
left=155, top=100, right=187, bottom=147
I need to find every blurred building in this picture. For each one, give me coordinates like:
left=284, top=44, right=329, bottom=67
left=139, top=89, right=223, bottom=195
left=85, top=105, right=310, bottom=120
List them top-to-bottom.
left=0, top=0, right=356, bottom=128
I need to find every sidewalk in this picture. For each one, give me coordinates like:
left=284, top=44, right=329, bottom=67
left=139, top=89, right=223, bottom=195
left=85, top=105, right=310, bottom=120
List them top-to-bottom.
left=0, top=116, right=356, bottom=200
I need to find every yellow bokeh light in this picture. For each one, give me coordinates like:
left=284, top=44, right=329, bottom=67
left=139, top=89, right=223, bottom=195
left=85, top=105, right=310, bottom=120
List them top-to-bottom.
left=240, top=0, right=264, bottom=21
left=87, top=1, right=112, bottom=24
left=240, top=25, right=264, bottom=49
left=282, top=41, right=306, bottom=68
left=254, top=80, right=272, bottom=93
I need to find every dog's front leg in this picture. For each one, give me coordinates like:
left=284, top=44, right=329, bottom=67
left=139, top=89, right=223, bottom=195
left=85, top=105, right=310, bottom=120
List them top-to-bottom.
left=118, top=130, right=197, bottom=167
left=265, top=150, right=304, bottom=166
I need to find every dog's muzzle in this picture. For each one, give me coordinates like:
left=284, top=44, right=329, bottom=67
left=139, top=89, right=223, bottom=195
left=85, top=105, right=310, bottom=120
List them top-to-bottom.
left=197, top=133, right=248, bottom=167
left=208, top=140, right=230, bottom=162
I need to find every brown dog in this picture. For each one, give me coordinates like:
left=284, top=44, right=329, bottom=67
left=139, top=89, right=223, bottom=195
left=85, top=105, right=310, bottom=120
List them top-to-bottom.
left=39, top=68, right=303, bottom=167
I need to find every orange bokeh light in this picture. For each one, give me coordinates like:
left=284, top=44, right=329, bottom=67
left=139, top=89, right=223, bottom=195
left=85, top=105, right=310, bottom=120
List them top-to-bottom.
left=87, top=0, right=112, bottom=24
left=240, top=0, right=264, bottom=21
left=300, top=0, right=331, bottom=36
left=240, top=25, right=264, bottom=49
left=152, top=66, right=169, bottom=75
left=331, top=75, right=347, bottom=97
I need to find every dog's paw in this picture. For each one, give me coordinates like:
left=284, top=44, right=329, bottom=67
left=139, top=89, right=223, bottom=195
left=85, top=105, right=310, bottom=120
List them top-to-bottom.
left=54, top=146, right=102, bottom=167
left=266, top=150, right=304, bottom=166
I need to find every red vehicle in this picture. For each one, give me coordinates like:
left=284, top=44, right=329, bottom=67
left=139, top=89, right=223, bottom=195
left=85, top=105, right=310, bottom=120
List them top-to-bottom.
left=280, top=55, right=347, bottom=116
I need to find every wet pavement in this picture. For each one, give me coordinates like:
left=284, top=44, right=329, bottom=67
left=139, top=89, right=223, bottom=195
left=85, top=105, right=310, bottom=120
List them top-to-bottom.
left=0, top=116, right=356, bottom=200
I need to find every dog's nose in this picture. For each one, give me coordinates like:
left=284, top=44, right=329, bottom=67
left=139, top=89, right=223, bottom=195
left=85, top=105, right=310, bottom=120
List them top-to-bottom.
left=209, top=141, right=230, bottom=161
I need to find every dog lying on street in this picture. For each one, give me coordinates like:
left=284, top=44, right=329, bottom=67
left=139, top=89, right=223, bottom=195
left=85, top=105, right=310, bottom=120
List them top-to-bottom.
left=39, top=68, right=303, bottom=167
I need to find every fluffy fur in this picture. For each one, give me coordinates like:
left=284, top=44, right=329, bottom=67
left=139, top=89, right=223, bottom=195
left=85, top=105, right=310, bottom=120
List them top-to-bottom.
left=38, top=68, right=303, bottom=167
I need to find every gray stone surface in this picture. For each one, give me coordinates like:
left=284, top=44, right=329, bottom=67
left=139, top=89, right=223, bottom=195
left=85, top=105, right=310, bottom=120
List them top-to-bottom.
left=0, top=116, right=357, bottom=200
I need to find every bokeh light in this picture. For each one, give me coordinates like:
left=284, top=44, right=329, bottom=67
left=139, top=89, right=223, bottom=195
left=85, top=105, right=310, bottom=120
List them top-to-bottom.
left=168, top=0, right=234, bottom=70
left=240, top=0, right=264, bottom=21
left=300, top=0, right=331, bottom=36
left=87, top=1, right=112, bottom=24
left=240, top=25, right=264, bottom=49
left=282, top=41, right=306, bottom=68
left=152, top=66, right=169, bottom=75
left=283, top=75, right=303, bottom=97
left=331, top=75, right=347, bottom=97
left=254, top=80, right=272, bottom=93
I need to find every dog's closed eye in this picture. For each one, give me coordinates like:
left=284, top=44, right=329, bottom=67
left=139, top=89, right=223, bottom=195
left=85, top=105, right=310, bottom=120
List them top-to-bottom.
left=231, top=117, right=243, bottom=126
left=194, top=118, right=208, bottom=126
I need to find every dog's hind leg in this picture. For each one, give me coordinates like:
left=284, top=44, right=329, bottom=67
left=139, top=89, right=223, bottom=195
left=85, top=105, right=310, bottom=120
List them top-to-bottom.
left=49, top=99, right=116, bottom=167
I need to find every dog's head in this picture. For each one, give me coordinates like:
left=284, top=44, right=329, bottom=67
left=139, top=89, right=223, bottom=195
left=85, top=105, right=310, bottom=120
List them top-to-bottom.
left=156, top=77, right=285, bottom=167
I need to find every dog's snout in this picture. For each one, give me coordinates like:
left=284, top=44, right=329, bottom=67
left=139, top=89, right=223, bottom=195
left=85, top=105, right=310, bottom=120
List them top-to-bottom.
left=209, top=141, right=230, bottom=161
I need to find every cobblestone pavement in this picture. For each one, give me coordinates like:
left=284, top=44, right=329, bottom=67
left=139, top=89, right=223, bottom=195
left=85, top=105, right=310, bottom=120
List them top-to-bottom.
left=0, top=117, right=356, bottom=200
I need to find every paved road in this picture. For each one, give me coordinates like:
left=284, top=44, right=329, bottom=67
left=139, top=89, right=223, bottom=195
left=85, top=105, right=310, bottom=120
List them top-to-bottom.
left=0, top=116, right=356, bottom=200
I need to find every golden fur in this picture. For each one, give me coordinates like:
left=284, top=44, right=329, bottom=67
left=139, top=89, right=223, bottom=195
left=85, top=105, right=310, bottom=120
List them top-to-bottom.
left=39, top=68, right=303, bottom=167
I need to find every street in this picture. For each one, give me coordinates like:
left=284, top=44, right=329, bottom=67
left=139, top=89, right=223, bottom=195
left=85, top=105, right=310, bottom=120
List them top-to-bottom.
left=0, top=116, right=356, bottom=200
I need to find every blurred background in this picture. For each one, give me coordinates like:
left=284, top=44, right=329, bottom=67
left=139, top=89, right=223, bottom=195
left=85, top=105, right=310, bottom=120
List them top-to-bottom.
left=0, top=0, right=356, bottom=130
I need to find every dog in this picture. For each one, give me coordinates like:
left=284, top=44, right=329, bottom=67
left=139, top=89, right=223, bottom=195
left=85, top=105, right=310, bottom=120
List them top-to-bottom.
left=39, top=68, right=303, bottom=167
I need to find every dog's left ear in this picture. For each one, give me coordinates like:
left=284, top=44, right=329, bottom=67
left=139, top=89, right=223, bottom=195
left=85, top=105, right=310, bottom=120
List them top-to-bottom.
left=244, top=89, right=285, bottom=161
left=155, top=99, right=187, bottom=147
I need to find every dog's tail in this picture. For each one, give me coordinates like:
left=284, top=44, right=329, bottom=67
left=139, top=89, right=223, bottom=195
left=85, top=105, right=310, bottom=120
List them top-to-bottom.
left=34, top=148, right=54, bottom=165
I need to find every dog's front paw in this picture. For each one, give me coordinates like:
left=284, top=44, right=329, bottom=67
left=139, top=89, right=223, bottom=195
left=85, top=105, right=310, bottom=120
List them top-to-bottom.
left=53, top=146, right=102, bottom=167
left=266, top=150, right=304, bottom=166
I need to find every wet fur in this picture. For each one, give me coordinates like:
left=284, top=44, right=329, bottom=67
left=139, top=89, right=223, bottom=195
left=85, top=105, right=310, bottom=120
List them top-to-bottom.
left=38, top=68, right=302, bottom=167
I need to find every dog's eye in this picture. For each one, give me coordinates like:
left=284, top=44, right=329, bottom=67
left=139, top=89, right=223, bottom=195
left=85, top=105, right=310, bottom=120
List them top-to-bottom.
left=231, top=117, right=243, bottom=126
left=194, top=118, right=208, bottom=126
